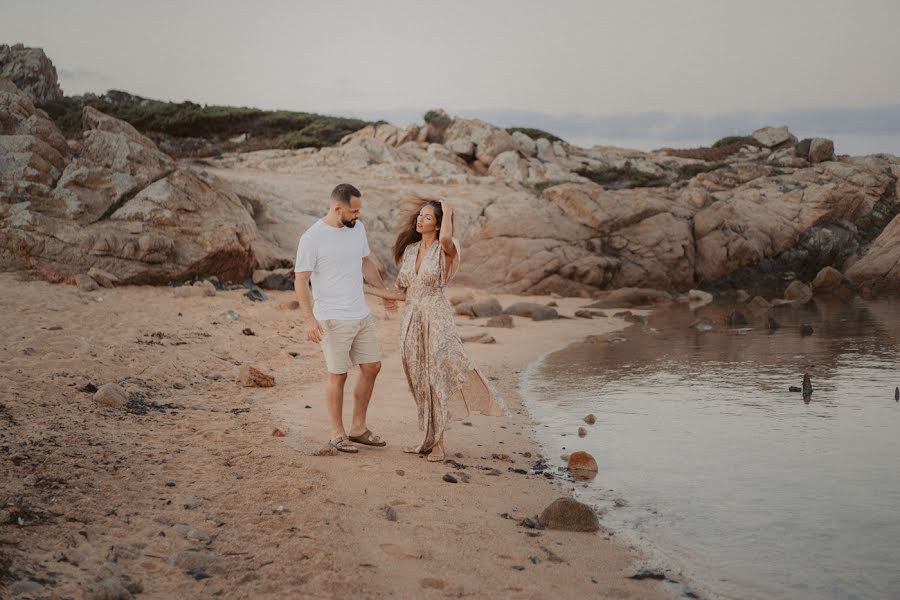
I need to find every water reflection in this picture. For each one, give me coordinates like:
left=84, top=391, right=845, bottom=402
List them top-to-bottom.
left=525, top=298, right=900, bottom=600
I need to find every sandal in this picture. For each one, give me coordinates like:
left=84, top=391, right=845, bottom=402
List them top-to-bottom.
left=348, top=429, right=387, bottom=447
left=329, top=436, right=359, bottom=453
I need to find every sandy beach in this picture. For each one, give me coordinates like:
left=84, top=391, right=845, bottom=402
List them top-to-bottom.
left=0, top=272, right=669, bottom=599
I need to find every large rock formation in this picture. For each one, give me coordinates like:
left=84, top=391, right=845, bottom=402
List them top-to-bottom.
left=0, top=44, right=64, bottom=105
left=1, top=79, right=285, bottom=283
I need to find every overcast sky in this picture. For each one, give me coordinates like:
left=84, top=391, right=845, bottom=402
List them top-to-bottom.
left=3, top=0, right=900, bottom=153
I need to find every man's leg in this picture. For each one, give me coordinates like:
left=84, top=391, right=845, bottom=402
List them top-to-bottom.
left=350, top=361, right=381, bottom=437
left=326, top=372, right=349, bottom=440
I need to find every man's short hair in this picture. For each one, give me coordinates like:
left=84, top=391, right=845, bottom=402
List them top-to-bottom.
left=331, top=183, right=361, bottom=205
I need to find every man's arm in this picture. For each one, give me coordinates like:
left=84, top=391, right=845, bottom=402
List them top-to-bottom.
left=362, top=256, right=397, bottom=313
left=294, top=271, right=323, bottom=342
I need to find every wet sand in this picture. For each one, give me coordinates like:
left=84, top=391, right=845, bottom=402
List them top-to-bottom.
left=0, top=273, right=669, bottom=599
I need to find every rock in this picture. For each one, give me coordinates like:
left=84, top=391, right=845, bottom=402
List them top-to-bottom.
left=0, top=43, right=64, bottom=104
left=443, top=118, right=519, bottom=165
left=752, top=126, right=795, bottom=148
left=511, top=131, right=537, bottom=157
left=445, top=138, right=476, bottom=160
left=807, top=138, right=835, bottom=163
left=846, top=214, right=900, bottom=290
left=811, top=266, right=845, bottom=294
left=88, top=267, right=120, bottom=288
left=252, top=268, right=294, bottom=291
left=76, top=274, right=100, bottom=292
left=784, top=280, right=813, bottom=304
left=587, top=288, right=673, bottom=309
left=687, top=289, right=713, bottom=306
left=735, top=289, right=751, bottom=303
left=448, top=292, right=475, bottom=306
left=748, top=296, right=772, bottom=312
left=455, top=298, right=503, bottom=318
left=278, top=300, right=300, bottom=310
left=504, top=302, right=558, bottom=321
left=222, top=310, right=240, bottom=320
left=574, top=310, right=594, bottom=319
left=725, top=310, right=748, bottom=327
left=623, top=313, right=647, bottom=325
left=485, top=314, right=514, bottom=328
left=767, top=317, right=781, bottom=331
left=689, top=319, right=713, bottom=332
left=801, top=324, right=814, bottom=337
left=242, top=328, right=255, bottom=336
left=461, top=333, right=496, bottom=344
left=238, top=366, right=275, bottom=388
left=802, top=373, right=813, bottom=399
left=93, top=383, right=127, bottom=409
left=789, top=386, right=802, bottom=393
left=583, top=414, right=596, bottom=425
left=577, top=427, right=587, bottom=438
left=272, top=428, right=285, bottom=437
left=567, top=451, right=598, bottom=478
left=442, top=473, right=458, bottom=483
left=23, top=474, right=37, bottom=486
left=538, top=497, right=600, bottom=532
left=382, top=505, right=398, bottom=521
left=173, top=523, right=213, bottom=544
left=168, top=549, right=225, bottom=574
left=87, top=577, right=133, bottom=600
left=10, top=580, right=44, bottom=596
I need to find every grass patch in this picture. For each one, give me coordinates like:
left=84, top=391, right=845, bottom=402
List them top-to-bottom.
left=39, top=92, right=369, bottom=153
left=423, top=110, right=451, bottom=129
left=506, top=127, right=564, bottom=143
left=712, top=135, right=755, bottom=148
left=677, top=162, right=727, bottom=179
left=574, top=164, right=667, bottom=189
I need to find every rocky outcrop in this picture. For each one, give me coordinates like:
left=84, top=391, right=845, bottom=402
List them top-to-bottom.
left=0, top=44, right=64, bottom=104
left=1, top=79, right=285, bottom=284
left=845, top=213, right=900, bottom=291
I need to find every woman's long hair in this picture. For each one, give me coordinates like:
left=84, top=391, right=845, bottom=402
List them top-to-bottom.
left=392, top=196, right=451, bottom=266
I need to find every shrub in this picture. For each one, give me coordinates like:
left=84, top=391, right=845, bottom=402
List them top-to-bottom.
left=506, top=127, right=564, bottom=143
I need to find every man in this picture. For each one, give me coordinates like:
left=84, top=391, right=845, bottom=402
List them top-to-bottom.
left=294, top=183, right=394, bottom=453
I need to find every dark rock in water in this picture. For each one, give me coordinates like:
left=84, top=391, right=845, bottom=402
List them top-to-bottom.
left=725, top=310, right=748, bottom=327
left=767, top=317, right=781, bottom=331
left=801, top=324, right=814, bottom=337
left=802, top=373, right=813, bottom=399
left=789, top=386, right=802, bottom=393
left=895, top=387, right=898, bottom=402
left=538, top=497, right=600, bottom=532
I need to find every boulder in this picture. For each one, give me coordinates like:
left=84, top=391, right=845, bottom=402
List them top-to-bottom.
left=0, top=43, right=64, bottom=104
left=443, top=118, right=518, bottom=166
left=752, top=126, right=795, bottom=148
left=511, top=131, right=536, bottom=157
left=807, top=138, right=835, bottom=163
left=845, top=213, right=900, bottom=291
left=811, top=266, right=844, bottom=293
left=784, top=280, right=813, bottom=304
left=587, top=287, right=673, bottom=308
left=455, top=298, right=503, bottom=318
left=504, top=302, right=558, bottom=321
left=485, top=314, right=514, bottom=328
left=461, top=332, right=496, bottom=344
left=239, top=366, right=275, bottom=388
left=93, top=383, right=127, bottom=409
left=566, top=451, right=598, bottom=477
left=538, top=497, right=600, bottom=532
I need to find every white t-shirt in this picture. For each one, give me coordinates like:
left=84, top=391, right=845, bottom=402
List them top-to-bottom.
left=294, top=219, right=371, bottom=321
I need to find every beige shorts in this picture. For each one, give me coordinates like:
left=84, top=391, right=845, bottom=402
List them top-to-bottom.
left=320, top=314, right=381, bottom=374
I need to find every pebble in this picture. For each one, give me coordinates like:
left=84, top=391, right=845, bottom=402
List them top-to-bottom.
left=583, top=414, right=596, bottom=425
left=577, top=427, right=587, bottom=437
left=395, top=469, right=405, bottom=476
left=442, top=473, right=458, bottom=483
left=23, top=474, right=37, bottom=486
left=382, top=505, right=398, bottom=521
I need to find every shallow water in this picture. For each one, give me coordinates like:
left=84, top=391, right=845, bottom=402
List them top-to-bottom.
left=523, top=298, right=900, bottom=600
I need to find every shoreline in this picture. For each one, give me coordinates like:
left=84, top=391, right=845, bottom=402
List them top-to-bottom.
left=0, top=275, right=672, bottom=599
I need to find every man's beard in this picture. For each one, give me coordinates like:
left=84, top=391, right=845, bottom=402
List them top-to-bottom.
left=341, top=217, right=357, bottom=228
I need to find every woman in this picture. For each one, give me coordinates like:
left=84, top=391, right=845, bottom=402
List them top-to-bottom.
left=364, top=198, right=507, bottom=462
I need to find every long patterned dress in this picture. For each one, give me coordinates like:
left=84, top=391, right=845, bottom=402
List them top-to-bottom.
left=396, top=239, right=507, bottom=452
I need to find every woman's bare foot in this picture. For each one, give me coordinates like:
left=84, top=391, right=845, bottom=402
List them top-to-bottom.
left=426, top=442, right=446, bottom=462
left=403, top=445, right=422, bottom=454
